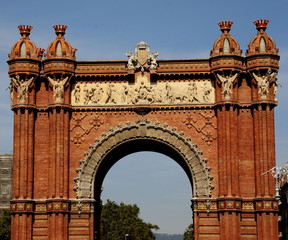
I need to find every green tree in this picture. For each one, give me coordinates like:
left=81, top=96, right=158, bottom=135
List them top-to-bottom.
left=100, top=200, right=159, bottom=240
left=0, top=209, right=11, bottom=240
left=183, top=223, right=194, bottom=240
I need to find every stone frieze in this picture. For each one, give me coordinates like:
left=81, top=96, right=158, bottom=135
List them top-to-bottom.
left=71, top=79, right=215, bottom=106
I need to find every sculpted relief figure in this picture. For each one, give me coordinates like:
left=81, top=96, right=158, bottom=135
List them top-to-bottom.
left=126, top=51, right=137, bottom=70
left=148, top=51, right=159, bottom=70
left=252, top=70, right=278, bottom=99
left=267, top=70, right=278, bottom=98
left=217, top=73, right=238, bottom=100
left=252, top=73, right=269, bottom=98
left=11, top=75, right=34, bottom=104
left=48, top=76, right=69, bottom=103
left=273, top=77, right=279, bottom=97
left=134, top=81, right=155, bottom=104
left=7, top=82, right=14, bottom=102
left=202, top=82, right=212, bottom=103
left=164, top=83, right=173, bottom=103
left=187, top=83, right=199, bottom=103
left=74, top=84, right=81, bottom=104
left=83, top=84, right=90, bottom=105
left=93, top=84, right=104, bottom=104
left=106, top=84, right=118, bottom=104
left=120, top=85, right=129, bottom=103
left=155, top=88, right=164, bottom=103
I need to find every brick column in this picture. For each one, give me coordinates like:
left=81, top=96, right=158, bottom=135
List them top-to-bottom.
left=10, top=82, right=37, bottom=240
left=46, top=104, right=71, bottom=239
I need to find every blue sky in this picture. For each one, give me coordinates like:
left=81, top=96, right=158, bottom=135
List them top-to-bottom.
left=0, top=0, right=287, bottom=234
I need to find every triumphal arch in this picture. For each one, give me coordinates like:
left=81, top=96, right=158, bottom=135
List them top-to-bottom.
left=8, top=19, right=279, bottom=239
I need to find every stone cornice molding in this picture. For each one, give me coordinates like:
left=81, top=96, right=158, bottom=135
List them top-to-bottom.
left=11, top=104, right=37, bottom=111
left=192, top=197, right=279, bottom=213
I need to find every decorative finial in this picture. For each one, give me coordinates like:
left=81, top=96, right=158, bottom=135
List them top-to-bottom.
left=254, top=19, right=269, bottom=32
left=218, top=21, right=233, bottom=33
left=53, top=24, right=68, bottom=38
left=18, top=25, right=33, bottom=38
left=38, top=48, right=45, bottom=58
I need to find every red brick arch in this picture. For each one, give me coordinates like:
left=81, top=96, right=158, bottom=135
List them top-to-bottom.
left=8, top=21, right=280, bottom=239
left=74, top=119, right=213, bottom=201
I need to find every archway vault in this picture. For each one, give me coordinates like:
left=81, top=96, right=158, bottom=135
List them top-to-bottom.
left=74, top=119, right=214, bottom=200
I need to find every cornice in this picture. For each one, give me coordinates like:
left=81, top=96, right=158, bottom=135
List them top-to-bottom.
left=214, top=100, right=277, bottom=109
left=11, top=104, right=37, bottom=111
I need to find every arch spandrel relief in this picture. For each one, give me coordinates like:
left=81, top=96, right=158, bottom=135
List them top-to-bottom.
left=71, top=79, right=215, bottom=106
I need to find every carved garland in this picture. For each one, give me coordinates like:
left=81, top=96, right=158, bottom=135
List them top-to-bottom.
left=73, top=119, right=214, bottom=200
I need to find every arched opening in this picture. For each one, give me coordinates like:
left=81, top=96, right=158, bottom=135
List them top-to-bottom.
left=259, top=37, right=266, bottom=52
left=223, top=38, right=230, bottom=53
left=20, top=42, right=26, bottom=57
left=56, top=42, right=62, bottom=57
left=74, top=120, right=212, bottom=239
left=94, top=140, right=193, bottom=238
left=101, top=151, right=193, bottom=235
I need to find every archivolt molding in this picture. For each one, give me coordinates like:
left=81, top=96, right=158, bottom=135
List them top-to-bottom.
left=74, top=119, right=214, bottom=199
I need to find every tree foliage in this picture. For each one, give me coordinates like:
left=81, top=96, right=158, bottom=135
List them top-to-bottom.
left=100, top=200, right=159, bottom=240
left=0, top=209, right=11, bottom=240
left=183, top=223, right=194, bottom=240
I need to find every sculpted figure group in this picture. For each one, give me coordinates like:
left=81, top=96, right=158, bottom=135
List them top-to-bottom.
left=216, top=70, right=278, bottom=100
left=252, top=70, right=278, bottom=99
left=217, top=73, right=238, bottom=100
left=10, top=75, right=34, bottom=104
left=47, top=76, right=69, bottom=103
left=73, top=81, right=214, bottom=106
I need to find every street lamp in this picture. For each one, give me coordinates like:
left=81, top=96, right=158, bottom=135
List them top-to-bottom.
left=263, top=166, right=288, bottom=202
left=125, top=234, right=129, bottom=240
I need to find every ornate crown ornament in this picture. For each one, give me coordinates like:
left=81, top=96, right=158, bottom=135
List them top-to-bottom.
left=254, top=19, right=269, bottom=31
left=218, top=21, right=233, bottom=33
left=53, top=24, right=68, bottom=37
left=18, top=25, right=33, bottom=38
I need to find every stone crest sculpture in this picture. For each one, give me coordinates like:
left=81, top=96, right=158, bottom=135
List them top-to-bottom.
left=126, top=41, right=159, bottom=71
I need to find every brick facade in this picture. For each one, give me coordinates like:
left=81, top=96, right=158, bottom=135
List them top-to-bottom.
left=8, top=20, right=280, bottom=239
